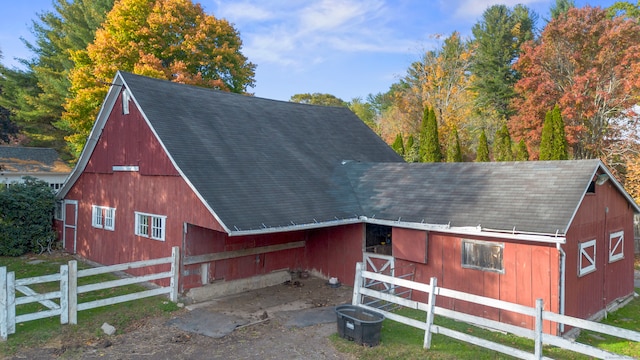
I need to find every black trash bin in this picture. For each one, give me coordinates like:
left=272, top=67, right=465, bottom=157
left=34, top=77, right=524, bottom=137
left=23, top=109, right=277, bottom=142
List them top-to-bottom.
left=335, top=305, right=384, bottom=346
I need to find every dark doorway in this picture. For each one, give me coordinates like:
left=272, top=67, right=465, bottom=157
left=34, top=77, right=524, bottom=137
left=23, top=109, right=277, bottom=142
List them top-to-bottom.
left=365, top=224, right=392, bottom=255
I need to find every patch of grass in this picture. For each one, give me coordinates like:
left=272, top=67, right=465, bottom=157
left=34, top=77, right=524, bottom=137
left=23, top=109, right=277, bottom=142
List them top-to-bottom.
left=0, top=252, right=180, bottom=356
left=331, top=300, right=640, bottom=359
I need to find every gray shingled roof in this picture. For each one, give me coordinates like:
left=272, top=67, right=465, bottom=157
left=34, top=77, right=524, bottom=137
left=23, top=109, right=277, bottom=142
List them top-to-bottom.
left=119, top=72, right=403, bottom=232
left=0, top=146, right=70, bottom=173
left=341, top=160, right=607, bottom=235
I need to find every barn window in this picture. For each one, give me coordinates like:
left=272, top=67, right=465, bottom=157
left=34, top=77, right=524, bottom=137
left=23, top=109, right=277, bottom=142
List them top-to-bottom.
left=92, top=205, right=116, bottom=231
left=135, top=212, right=166, bottom=241
left=609, top=230, right=624, bottom=263
left=579, top=239, right=597, bottom=276
left=461, top=240, right=504, bottom=273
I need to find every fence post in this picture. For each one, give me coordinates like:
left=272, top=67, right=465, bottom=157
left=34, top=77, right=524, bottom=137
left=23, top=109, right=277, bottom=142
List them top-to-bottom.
left=169, top=246, right=180, bottom=302
left=68, top=260, right=78, bottom=325
left=352, top=262, right=363, bottom=306
left=59, top=264, right=69, bottom=324
left=0, top=267, right=6, bottom=341
left=7, top=272, right=15, bottom=335
left=423, top=276, right=438, bottom=349
left=534, top=298, right=544, bottom=359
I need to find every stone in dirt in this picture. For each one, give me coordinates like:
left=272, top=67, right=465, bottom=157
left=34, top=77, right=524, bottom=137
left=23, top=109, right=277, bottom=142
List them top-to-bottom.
left=101, top=322, right=116, bottom=335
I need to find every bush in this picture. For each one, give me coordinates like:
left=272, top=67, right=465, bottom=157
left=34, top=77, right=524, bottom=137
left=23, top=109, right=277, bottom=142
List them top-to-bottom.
left=0, top=177, right=56, bottom=256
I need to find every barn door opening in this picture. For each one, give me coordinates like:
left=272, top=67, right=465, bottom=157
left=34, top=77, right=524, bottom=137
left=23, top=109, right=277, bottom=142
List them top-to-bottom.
left=63, top=200, right=78, bottom=253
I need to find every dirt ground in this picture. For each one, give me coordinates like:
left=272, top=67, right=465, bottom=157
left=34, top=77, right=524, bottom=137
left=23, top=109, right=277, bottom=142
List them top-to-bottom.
left=7, top=276, right=356, bottom=360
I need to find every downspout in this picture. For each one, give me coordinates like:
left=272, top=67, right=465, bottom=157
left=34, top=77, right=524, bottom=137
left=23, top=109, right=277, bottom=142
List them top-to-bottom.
left=556, top=243, right=566, bottom=334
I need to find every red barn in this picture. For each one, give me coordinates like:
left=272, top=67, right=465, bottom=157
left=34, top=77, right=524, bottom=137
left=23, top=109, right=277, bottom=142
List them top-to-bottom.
left=56, top=72, right=639, bottom=335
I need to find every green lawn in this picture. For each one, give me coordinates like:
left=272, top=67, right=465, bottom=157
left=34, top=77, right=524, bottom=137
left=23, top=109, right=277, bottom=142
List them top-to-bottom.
left=0, top=251, right=179, bottom=356
left=332, top=291, right=640, bottom=359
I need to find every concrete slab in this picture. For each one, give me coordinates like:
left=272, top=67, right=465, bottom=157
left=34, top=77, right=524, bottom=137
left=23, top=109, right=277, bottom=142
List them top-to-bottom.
left=277, top=306, right=342, bottom=328
left=166, top=308, right=249, bottom=338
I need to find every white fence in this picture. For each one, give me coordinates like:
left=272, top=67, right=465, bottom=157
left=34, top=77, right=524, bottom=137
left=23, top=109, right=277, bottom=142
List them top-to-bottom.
left=0, top=247, right=179, bottom=341
left=352, top=262, right=640, bottom=360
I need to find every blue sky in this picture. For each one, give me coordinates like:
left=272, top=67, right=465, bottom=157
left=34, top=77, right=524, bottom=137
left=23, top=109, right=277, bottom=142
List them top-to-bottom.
left=0, top=0, right=620, bottom=101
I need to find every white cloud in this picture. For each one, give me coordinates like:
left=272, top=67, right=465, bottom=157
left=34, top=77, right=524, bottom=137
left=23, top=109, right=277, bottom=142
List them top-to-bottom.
left=213, top=0, right=418, bottom=69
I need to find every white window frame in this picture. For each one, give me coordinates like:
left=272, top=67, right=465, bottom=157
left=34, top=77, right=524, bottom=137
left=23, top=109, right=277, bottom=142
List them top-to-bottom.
left=91, top=205, right=116, bottom=231
left=135, top=212, right=166, bottom=241
left=609, top=230, right=624, bottom=263
left=461, top=239, right=504, bottom=273
left=579, top=239, right=597, bottom=276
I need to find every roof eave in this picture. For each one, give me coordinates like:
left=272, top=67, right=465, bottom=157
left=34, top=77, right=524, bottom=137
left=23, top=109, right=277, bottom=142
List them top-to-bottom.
left=227, top=217, right=363, bottom=237
left=363, top=217, right=567, bottom=244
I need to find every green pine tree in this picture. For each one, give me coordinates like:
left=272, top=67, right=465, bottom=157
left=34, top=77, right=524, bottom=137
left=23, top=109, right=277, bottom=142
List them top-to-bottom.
left=539, top=105, right=569, bottom=160
left=551, top=105, right=569, bottom=160
left=419, top=107, right=442, bottom=162
left=539, top=109, right=554, bottom=160
left=493, top=124, right=514, bottom=161
left=446, top=126, right=463, bottom=162
left=476, top=129, right=490, bottom=162
left=391, top=133, right=405, bottom=156
left=406, top=134, right=418, bottom=162
left=515, top=139, right=529, bottom=161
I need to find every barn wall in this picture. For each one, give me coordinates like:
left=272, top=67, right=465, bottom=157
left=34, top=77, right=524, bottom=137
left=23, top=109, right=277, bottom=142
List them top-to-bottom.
left=62, top=90, right=224, bottom=284
left=564, top=179, right=636, bottom=321
left=304, top=223, right=364, bottom=286
left=181, top=224, right=307, bottom=290
left=392, top=228, right=560, bottom=334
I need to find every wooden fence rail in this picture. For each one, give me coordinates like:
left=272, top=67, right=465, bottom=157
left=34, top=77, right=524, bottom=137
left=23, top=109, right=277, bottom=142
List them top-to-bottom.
left=0, top=247, right=179, bottom=340
left=352, top=262, right=639, bottom=360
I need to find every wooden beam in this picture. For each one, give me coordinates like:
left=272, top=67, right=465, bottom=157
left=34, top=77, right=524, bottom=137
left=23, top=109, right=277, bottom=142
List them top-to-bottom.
left=183, top=241, right=306, bottom=265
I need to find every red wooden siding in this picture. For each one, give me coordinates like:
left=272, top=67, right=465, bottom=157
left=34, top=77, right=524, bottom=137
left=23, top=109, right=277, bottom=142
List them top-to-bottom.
left=62, top=90, right=224, bottom=284
left=563, top=180, right=635, bottom=321
left=304, top=223, right=364, bottom=286
left=393, top=230, right=559, bottom=334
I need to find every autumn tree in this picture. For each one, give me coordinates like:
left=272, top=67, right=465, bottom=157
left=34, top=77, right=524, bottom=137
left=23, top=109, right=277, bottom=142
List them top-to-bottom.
left=0, top=0, right=114, bottom=158
left=62, top=0, right=256, bottom=157
left=471, top=4, right=535, bottom=121
left=511, top=6, right=640, bottom=161
left=392, top=32, right=474, bottom=152
left=290, top=93, right=347, bottom=107
left=419, top=107, right=442, bottom=162
left=493, top=124, right=513, bottom=161
left=446, top=126, right=462, bottom=162
left=476, top=129, right=490, bottom=162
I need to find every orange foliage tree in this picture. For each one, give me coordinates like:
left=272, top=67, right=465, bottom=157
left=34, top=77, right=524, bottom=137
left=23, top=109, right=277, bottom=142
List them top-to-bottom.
left=61, top=0, right=256, bottom=157
left=511, top=6, right=640, bottom=160
left=379, top=32, right=475, bottom=160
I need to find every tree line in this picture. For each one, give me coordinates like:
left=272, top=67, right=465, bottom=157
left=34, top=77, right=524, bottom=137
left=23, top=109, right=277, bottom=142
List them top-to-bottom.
left=291, top=1, right=640, bottom=202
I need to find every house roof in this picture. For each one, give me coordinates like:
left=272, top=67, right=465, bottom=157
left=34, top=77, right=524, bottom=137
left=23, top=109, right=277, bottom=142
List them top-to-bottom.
left=59, top=71, right=403, bottom=233
left=0, top=146, right=71, bottom=174
left=340, top=160, right=640, bottom=236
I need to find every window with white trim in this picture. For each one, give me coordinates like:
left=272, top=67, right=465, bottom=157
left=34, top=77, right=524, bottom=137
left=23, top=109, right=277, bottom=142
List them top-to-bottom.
left=91, top=205, right=116, bottom=231
left=135, top=212, right=166, bottom=241
left=609, top=230, right=624, bottom=263
left=461, top=239, right=504, bottom=273
left=579, top=240, right=596, bottom=276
